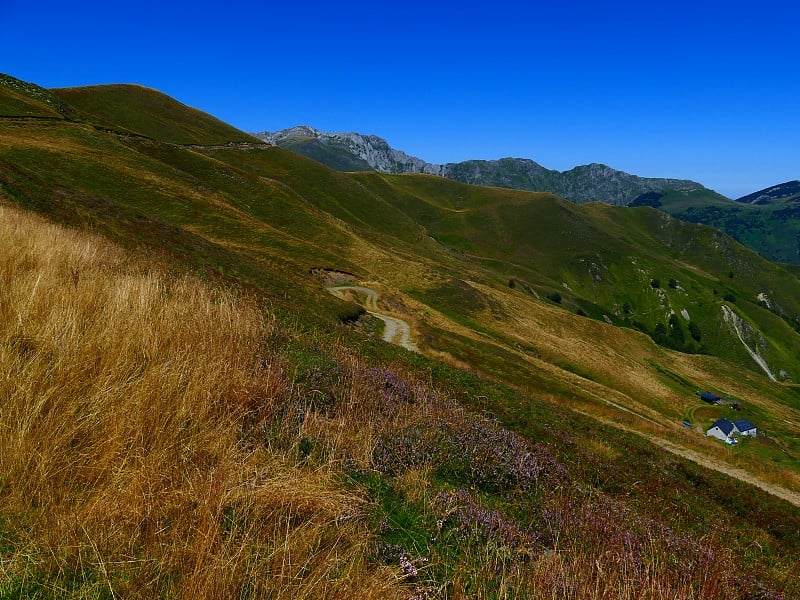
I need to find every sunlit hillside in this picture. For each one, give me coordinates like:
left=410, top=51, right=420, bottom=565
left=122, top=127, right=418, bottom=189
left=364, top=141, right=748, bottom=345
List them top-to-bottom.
left=2, top=73, right=800, bottom=598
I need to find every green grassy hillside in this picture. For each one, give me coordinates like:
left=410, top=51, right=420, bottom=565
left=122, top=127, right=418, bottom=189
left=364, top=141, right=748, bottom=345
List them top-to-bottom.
left=0, top=73, right=75, bottom=118
left=1, top=75, right=800, bottom=598
left=53, top=83, right=260, bottom=144
left=349, top=173, right=800, bottom=379
left=632, top=189, right=800, bottom=265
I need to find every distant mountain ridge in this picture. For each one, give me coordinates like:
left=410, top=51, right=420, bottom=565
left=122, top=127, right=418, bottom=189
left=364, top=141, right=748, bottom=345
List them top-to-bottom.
left=255, top=126, right=709, bottom=205
left=736, top=180, right=800, bottom=205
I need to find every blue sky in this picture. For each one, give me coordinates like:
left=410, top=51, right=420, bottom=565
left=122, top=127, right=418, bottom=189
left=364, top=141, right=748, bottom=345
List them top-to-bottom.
left=1, top=0, right=798, bottom=198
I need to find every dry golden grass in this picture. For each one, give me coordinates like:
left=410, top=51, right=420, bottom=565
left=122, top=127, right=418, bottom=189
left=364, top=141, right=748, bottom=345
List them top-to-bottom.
left=0, top=200, right=793, bottom=599
left=0, top=203, right=404, bottom=598
left=459, top=279, right=800, bottom=495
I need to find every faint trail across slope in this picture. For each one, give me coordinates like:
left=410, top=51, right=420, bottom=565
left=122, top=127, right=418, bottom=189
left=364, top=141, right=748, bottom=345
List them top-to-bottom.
left=327, top=285, right=418, bottom=352
left=580, top=410, right=800, bottom=508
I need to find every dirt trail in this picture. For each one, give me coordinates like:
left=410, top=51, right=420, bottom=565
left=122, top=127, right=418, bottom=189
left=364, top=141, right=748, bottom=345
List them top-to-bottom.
left=328, top=284, right=799, bottom=505
left=327, top=286, right=418, bottom=352
left=580, top=411, right=800, bottom=507
left=657, top=438, right=800, bottom=507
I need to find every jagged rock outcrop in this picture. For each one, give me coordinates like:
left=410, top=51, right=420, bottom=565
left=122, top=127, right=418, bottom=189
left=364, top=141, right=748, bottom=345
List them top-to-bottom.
left=255, top=126, right=707, bottom=206
left=257, top=126, right=440, bottom=175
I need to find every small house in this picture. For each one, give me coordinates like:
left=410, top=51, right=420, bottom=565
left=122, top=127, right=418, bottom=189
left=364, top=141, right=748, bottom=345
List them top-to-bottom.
left=700, top=391, right=721, bottom=404
left=706, top=418, right=736, bottom=442
left=733, top=419, right=757, bottom=437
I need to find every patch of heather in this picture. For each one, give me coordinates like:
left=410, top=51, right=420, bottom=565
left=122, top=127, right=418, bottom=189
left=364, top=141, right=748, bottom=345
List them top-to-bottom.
left=295, top=358, right=348, bottom=414
left=364, top=367, right=416, bottom=405
left=373, top=416, right=567, bottom=492
left=448, top=420, right=568, bottom=492
left=372, top=422, right=456, bottom=475
left=432, top=488, right=534, bottom=550
left=538, top=491, right=737, bottom=595
left=374, top=541, right=429, bottom=582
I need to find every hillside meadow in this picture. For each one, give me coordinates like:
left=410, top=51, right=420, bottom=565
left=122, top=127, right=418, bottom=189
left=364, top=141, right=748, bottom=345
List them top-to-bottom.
left=2, top=74, right=800, bottom=598
left=2, top=203, right=800, bottom=598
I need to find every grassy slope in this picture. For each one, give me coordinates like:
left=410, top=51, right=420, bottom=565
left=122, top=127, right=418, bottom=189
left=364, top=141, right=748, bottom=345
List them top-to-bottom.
left=0, top=73, right=74, bottom=118
left=1, top=78, right=800, bottom=597
left=53, top=83, right=261, bottom=144
left=4, top=85, right=800, bottom=470
left=4, top=87, right=800, bottom=476
left=352, top=173, right=800, bottom=379
left=653, top=189, right=800, bottom=265
left=6, top=203, right=800, bottom=599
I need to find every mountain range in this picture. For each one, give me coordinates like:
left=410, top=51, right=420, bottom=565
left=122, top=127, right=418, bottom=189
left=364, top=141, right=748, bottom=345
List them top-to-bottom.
left=2, top=72, right=800, bottom=598
left=255, top=126, right=707, bottom=205
left=257, top=126, right=800, bottom=265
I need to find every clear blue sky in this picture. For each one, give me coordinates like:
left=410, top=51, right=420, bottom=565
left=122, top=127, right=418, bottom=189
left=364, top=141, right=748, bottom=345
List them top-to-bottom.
left=2, top=0, right=798, bottom=198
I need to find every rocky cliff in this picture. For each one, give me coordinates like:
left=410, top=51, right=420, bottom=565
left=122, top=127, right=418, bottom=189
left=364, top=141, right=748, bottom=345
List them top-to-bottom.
left=255, top=126, right=707, bottom=205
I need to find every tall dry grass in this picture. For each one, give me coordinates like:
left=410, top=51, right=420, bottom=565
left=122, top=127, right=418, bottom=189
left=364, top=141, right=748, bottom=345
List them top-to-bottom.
left=0, top=203, right=787, bottom=599
left=0, top=204, right=402, bottom=598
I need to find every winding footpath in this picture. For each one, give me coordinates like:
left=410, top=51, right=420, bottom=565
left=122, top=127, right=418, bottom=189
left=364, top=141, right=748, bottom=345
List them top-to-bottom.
left=327, top=286, right=418, bottom=352
left=328, top=286, right=800, bottom=506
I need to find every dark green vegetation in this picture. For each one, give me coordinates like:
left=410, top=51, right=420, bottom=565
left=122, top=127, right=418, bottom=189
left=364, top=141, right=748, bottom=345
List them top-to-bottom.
left=2, top=74, right=800, bottom=598
left=632, top=188, right=800, bottom=266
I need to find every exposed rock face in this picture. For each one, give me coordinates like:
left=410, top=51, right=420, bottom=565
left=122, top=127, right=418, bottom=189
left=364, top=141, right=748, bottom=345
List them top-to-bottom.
left=255, top=126, right=707, bottom=206
left=257, top=126, right=439, bottom=175
left=721, top=305, right=778, bottom=381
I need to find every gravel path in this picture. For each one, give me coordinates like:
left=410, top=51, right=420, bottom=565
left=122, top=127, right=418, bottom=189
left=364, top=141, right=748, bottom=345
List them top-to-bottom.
left=327, top=285, right=418, bottom=352
left=327, top=286, right=799, bottom=505
left=582, top=411, right=800, bottom=508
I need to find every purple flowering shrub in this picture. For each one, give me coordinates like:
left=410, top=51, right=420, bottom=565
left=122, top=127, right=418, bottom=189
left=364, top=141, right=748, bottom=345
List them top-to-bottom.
left=295, top=359, right=347, bottom=414
left=296, top=361, right=422, bottom=418
left=364, top=367, right=416, bottom=405
left=372, top=415, right=567, bottom=492
left=447, top=420, right=568, bottom=492
left=372, top=422, right=457, bottom=475
left=432, top=489, right=533, bottom=550
left=537, top=492, right=736, bottom=594
left=374, top=542, right=429, bottom=583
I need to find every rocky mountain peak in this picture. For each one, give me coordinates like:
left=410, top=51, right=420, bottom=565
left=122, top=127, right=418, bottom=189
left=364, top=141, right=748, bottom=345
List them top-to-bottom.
left=254, top=126, right=709, bottom=205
